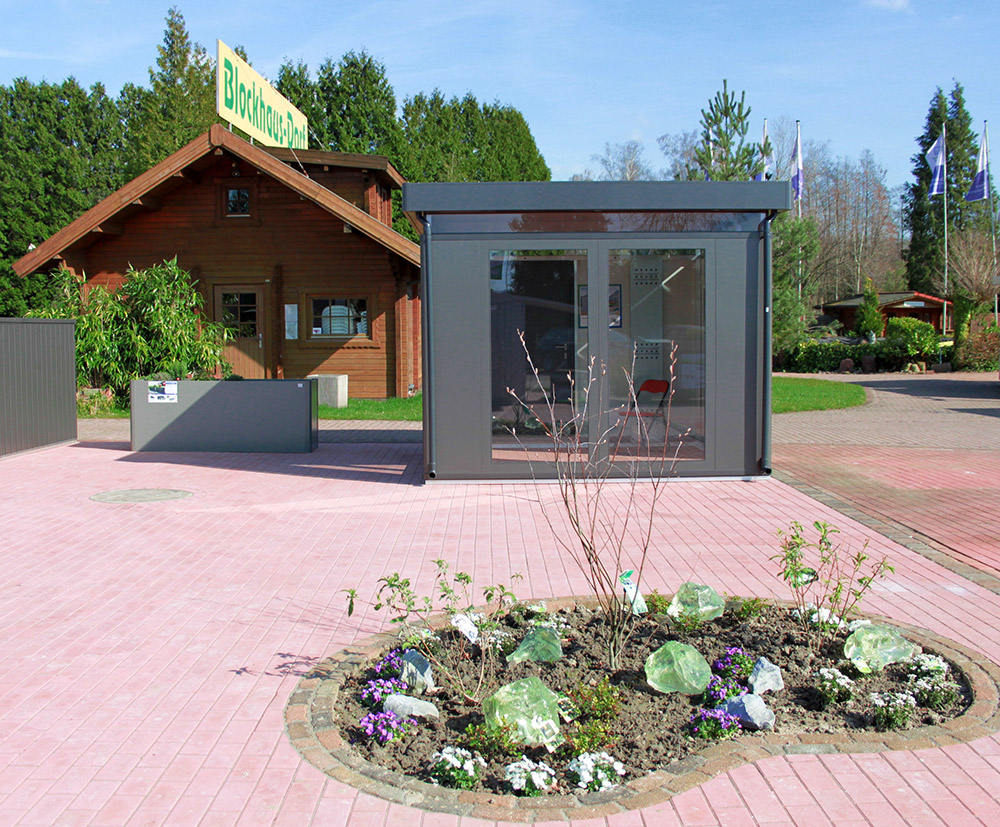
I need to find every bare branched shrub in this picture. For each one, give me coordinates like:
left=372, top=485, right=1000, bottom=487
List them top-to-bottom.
left=507, top=332, right=688, bottom=670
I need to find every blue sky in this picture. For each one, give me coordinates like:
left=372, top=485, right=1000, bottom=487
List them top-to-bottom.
left=1, top=0, right=996, bottom=188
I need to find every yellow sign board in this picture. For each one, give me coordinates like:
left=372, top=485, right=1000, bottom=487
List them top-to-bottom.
left=216, top=40, right=308, bottom=149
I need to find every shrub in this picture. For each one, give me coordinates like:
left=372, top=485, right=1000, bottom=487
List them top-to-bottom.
left=29, top=259, right=229, bottom=401
left=856, top=278, right=885, bottom=338
left=882, top=317, right=939, bottom=366
left=956, top=317, right=1000, bottom=371
left=568, top=676, right=622, bottom=721
left=564, top=719, right=613, bottom=757
left=460, top=722, right=522, bottom=759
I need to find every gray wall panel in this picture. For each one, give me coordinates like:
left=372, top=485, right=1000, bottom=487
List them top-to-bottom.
left=425, top=242, right=489, bottom=478
left=0, top=318, right=76, bottom=457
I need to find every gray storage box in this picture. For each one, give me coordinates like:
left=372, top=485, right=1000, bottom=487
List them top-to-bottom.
left=131, top=379, right=318, bottom=452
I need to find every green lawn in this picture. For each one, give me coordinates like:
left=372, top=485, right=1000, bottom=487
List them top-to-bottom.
left=772, top=377, right=867, bottom=413
left=82, top=383, right=860, bottom=421
left=318, top=393, right=423, bottom=421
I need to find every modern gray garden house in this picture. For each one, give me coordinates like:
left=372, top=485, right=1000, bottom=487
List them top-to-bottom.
left=403, top=181, right=792, bottom=481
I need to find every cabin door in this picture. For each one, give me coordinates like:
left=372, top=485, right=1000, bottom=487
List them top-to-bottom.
left=215, top=285, right=267, bottom=379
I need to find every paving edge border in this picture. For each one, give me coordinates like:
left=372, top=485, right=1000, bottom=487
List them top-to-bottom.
left=284, top=597, right=1000, bottom=822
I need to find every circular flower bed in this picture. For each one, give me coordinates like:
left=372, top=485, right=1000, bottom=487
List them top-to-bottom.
left=286, top=597, right=1000, bottom=822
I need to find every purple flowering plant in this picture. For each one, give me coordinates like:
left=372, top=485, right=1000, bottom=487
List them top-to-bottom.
left=712, top=646, right=755, bottom=681
left=373, top=648, right=404, bottom=676
left=702, top=674, right=745, bottom=708
left=360, top=677, right=408, bottom=708
left=689, top=708, right=742, bottom=740
left=359, top=710, right=416, bottom=745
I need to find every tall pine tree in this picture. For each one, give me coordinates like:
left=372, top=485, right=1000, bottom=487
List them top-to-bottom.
left=122, top=7, right=216, bottom=179
left=690, top=80, right=768, bottom=181
left=904, top=83, right=983, bottom=294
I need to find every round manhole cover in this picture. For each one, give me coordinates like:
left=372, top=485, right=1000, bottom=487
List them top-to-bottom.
left=90, top=488, right=195, bottom=503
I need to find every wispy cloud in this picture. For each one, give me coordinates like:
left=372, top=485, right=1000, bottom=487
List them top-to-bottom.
left=866, top=0, right=912, bottom=11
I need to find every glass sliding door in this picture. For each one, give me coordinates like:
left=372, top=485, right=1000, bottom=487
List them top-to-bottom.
left=604, top=248, right=706, bottom=463
left=489, top=249, right=589, bottom=463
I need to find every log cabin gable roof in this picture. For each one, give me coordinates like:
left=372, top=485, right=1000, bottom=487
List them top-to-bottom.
left=13, top=124, right=419, bottom=277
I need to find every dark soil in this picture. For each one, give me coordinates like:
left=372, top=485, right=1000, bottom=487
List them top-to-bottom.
left=337, top=604, right=970, bottom=794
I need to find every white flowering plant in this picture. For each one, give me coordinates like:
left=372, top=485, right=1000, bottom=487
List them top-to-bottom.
left=908, top=653, right=949, bottom=678
left=816, top=667, right=855, bottom=707
left=908, top=675, right=960, bottom=710
left=869, top=691, right=916, bottom=731
left=429, top=746, right=486, bottom=790
left=566, top=751, right=626, bottom=792
left=505, top=756, right=556, bottom=796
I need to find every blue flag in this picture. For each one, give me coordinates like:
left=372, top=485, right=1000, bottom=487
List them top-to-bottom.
left=790, top=122, right=803, bottom=201
left=965, top=124, right=989, bottom=202
left=926, top=133, right=946, bottom=196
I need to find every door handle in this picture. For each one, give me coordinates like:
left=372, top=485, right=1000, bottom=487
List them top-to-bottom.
left=258, top=333, right=263, bottom=349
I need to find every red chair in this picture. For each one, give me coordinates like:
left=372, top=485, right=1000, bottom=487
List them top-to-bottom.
left=619, top=379, right=670, bottom=419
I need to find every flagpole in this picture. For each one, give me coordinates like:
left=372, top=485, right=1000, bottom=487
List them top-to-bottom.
left=943, top=122, right=949, bottom=336
left=985, top=122, right=999, bottom=324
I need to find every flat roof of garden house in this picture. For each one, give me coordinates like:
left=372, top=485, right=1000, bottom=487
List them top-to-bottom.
left=403, top=180, right=792, bottom=219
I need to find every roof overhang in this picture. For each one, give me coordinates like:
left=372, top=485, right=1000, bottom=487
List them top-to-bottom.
left=14, top=124, right=418, bottom=276
left=403, top=180, right=793, bottom=227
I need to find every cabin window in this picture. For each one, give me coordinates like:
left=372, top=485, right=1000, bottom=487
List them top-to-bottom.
left=215, top=177, right=260, bottom=224
left=226, top=187, right=251, bottom=216
left=308, top=297, right=369, bottom=338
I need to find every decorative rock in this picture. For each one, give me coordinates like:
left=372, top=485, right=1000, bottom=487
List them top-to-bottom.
left=861, top=354, right=877, bottom=373
left=838, top=358, right=855, bottom=373
left=619, top=570, right=648, bottom=615
left=666, top=582, right=725, bottom=622
left=451, top=613, right=479, bottom=644
left=844, top=624, right=917, bottom=674
left=507, top=626, right=562, bottom=663
left=644, top=641, right=712, bottom=695
left=400, top=649, right=435, bottom=694
left=749, top=657, right=784, bottom=694
left=483, top=677, right=563, bottom=750
left=383, top=693, right=439, bottom=721
left=721, top=693, right=775, bottom=731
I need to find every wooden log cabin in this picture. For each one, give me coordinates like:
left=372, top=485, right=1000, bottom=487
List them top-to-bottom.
left=13, top=124, right=421, bottom=397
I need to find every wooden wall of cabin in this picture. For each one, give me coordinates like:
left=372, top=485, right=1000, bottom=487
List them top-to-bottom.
left=58, top=152, right=419, bottom=397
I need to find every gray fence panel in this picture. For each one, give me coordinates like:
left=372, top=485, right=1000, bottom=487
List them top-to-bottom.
left=0, top=318, right=77, bottom=457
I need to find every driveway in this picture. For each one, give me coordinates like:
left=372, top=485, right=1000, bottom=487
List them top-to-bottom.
left=773, top=371, right=1000, bottom=582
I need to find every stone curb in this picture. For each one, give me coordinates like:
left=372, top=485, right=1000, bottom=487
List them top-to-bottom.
left=284, top=597, right=1000, bottom=823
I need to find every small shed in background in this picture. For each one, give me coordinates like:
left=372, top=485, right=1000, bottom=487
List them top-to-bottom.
left=822, top=291, right=951, bottom=335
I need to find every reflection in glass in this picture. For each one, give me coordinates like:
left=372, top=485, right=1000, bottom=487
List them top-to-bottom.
left=434, top=212, right=763, bottom=234
left=607, top=249, right=706, bottom=462
left=490, top=250, right=588, bottom=463
left=220, top=292, right=258, bottom=339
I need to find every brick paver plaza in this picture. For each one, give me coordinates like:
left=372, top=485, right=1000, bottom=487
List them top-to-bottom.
left=2, top=372, right=999, bottom=825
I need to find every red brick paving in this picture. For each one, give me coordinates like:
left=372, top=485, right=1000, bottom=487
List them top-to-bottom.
left=2, top=376, right=1000, bottom=824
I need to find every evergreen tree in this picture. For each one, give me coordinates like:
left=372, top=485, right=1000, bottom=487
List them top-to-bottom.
left=122, top=7, right=216, bottom=178
left=314, top=50, right=403, bottom=158
left=275, top=59, right=328, bottom=148
left=0, top=77, right=122, bottom=315
left=691, top=80, right=768, bottom=181
left=904, top=83, right=983, bottom=294
left=770, top=214, right=820, bottom=357
left=855, top=278, right=884, bottom=338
